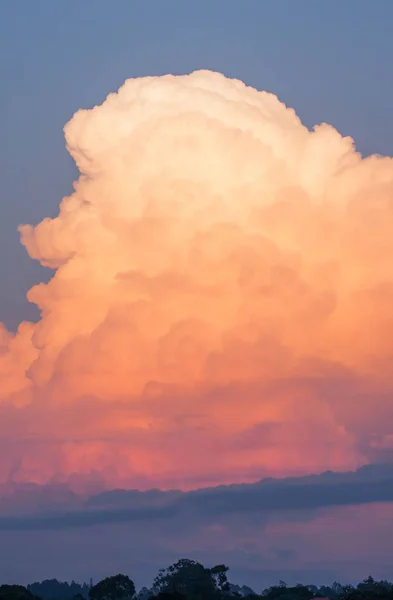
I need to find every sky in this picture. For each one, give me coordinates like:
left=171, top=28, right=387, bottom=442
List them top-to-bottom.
left=2, top=0, right=393, bottom=590
left=2, top=0, right=393, bottom=330
left=2, top=465, right=393, bottom=589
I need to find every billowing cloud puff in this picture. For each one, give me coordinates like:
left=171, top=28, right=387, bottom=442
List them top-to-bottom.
left=1, top=70, right=393, bottom=491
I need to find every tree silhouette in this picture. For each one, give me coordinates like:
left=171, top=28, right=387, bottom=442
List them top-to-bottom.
left=152, top=559, right=228, bottom=600
left=5, top=560, right=393, bottom=600
left=210, top=565, right=229, bottom=593
left=89, top=576, right=135, bottom=600
left=28, top=580, right=89, bottom=600
left=262, top=583, right=316, bottom=600
left=0, top=586, right=40, bottom=600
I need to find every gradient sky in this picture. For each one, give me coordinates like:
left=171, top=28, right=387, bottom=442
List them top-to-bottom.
left=1, top=0, right=393, bottom=330
left=2, top=0, right=393, bottom=589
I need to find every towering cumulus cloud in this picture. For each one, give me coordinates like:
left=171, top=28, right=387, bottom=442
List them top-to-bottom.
left=1, top=70, right=393, bottom=492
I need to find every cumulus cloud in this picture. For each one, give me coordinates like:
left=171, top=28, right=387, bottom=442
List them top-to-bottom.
left=1, top=70, right=393, bottom=490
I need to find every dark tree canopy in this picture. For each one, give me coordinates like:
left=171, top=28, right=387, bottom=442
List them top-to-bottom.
left=152, top=559, right=229, bottom=600
left=4, top=560, right=393, bottom=600
left=210, top=565, right=230, bottom=593
left=89, top=576, right=135, bottom=600
left=260, top=576, right=393, bottom=600
left=335, top=577, right=393, bottom=600
left=28, top=580, right=89, bottom=600
left=261, top=583, right=316, bottom=600
left=0, top=586, right=39, bottom=600
left=148, top=593, right=187, bottom=600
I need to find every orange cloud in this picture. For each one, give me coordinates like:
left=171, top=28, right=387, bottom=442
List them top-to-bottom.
left=1, top=70, right=393, bottom=491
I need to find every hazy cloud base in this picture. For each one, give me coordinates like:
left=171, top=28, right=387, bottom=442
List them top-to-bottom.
left=1, top=463, right=393, bottom=529
left=0, top=465, right=393, bottom=590
left=2, top=465, right=393, bottom=589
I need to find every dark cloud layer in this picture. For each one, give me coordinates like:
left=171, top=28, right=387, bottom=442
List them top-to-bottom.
left=2, top=463, right=393, bottom=531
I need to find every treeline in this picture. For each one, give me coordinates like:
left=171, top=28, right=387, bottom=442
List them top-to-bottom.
left=1, top=559, right=393, bottom=600
left=28, top=581, right=90, bottom=600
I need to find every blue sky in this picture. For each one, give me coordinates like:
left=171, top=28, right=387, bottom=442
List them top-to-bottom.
left=1, top=0, right=393, bottom=330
